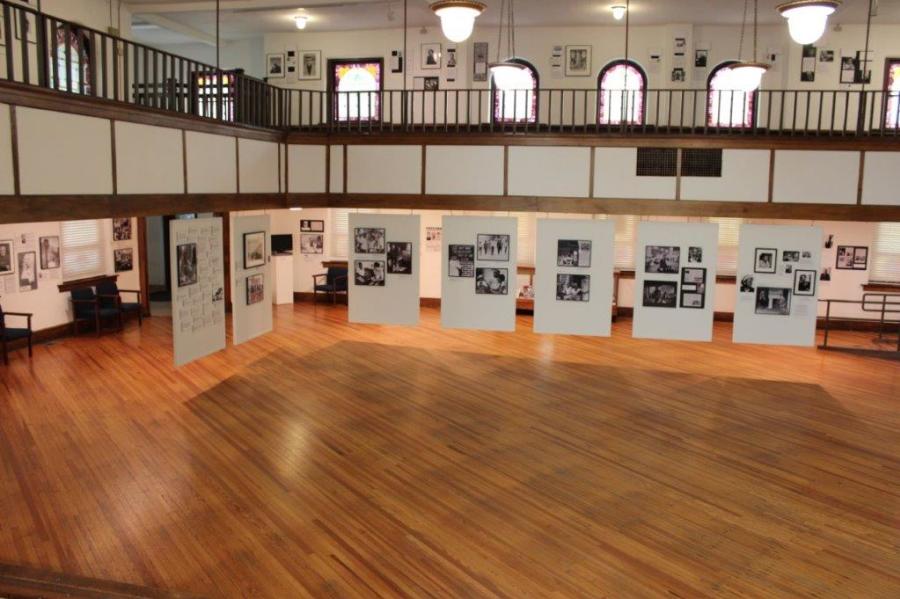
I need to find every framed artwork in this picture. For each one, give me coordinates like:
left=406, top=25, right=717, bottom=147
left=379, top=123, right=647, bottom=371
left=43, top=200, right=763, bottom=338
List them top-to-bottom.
left=13, top=2, right=36, bottom=45
left=473, top=41, right=489, bottom=81
left=421, top=42, right=441, bottom=70
left=565, top=45, right=592, bottom=77
left=298, top=50, right=321, bottom=80
left=266, top=53, right=285, bottom=79
left=423, top=76, right=440, bottom=91
left=113, top=217, right=132, bottom=241
left=300, top=219, right=325, bottom=232
left=354, top=228, right=385, bottom=254
left=243, top=231, right=266, bottom=269
left=300, top=233, right=324, bottom=255
left=477, top=234, right=510, bottom=262
left=38, top=236, right=60, bottom=270
left=0, top=239, right=14, bottom=275
left=557, top=240, right=591, bottom=267
left=387, top=242, right=413, bottom=274
left=176, top=243, right=197, bottom=287
left=448, top=244, right=474, bottom=278
left=645, top=245, right=680, bottom=274
left=835, top=245, right=868, bottom=270
left=688, top=247, right=703, bottom=263
left=113, top=248, right=133, bottom=273
left=754, top=248, right=777, bottom=273
left=782, top=250, right=800, bottom=263
left=17, top=251, right=37, bottom=292
left=354, top=260, right=385, bottom=286
left=475, top=267, right=508, bottom=295
left=681, top=267, right=706, bottom=286
left=794, top=269, right=817, bottom=296
left=246, top=273, right=265, bottom=305
left=556, top=274, right=590, bottom=302
left=740, top=274, right=755, bottom=293
left=642, top=280, right=677, bottom=308
left=680, top=287, right=705, bottom=309
left=755, top=287, right=791, bottom=315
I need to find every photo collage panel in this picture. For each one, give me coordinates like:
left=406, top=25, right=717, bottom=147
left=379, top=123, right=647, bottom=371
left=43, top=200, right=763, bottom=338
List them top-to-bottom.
left=353, top=227, right=413, bottom=288
left=449, top=233, right=510, bottom=295
left=555, top=239, right=592, bottom=303
left=747, top=245, right=817, bottom=316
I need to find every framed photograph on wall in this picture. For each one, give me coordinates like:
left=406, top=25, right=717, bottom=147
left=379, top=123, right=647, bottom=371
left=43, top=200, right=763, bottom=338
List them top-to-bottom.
left=13, top=1, right=36, bottom=44
left=473, top=41, right=489, bottom=82
left=421, top=43, right=442, bottom=70
left=565, top=45, right=591, bottom=77
left=298, top=50, right=321, bottom=80
left=266, top=53, right=286, bottom=79
left=113, top=217, right=132, bottom=241
left=300, top=219, right=325, bottom=232
left=354, top=228, right=385, bottom=254
left=243, top=231, right=266, bottom=270
left=300, top=233, right=324, bottom=255
left=477, top=234, right=510, bottom=262
left=39, top=236, right=60, bottom=270
left=0, top=239, right=14, bottom=275
left=557, top=240, right=591, bottom=267
left=387, top=242, right=413, bottom=275
left=176, top=243, right=198, bottom=287
left=448, top=244, right=474, bottom=278
left=645, top=245, right=680, bottom=274
left=835, top=245, right=868, bottom=270
left=114, top=248, right=133, bottom=273
left=754, top=248, right=777, bottom=273
left=17, top=251, right=37, bottom=292
left=354, top=260, right=385, bottom=286
left=475, top=267, right=508, bottom=295
left=794, top=269, right=816, bottom=296
left=246, top=273, right=265, bottom=305
left=556, top=274, right=590, bottom=302
left=642, top=280, right=677, bottom=308
left=755, top=287, right=792, bottom=315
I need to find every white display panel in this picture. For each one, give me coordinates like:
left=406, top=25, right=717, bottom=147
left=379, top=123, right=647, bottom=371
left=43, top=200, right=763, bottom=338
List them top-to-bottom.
left=348, top=214, right=421, bottom=326
left=232, top=215, right=273, bottom=345
left=441, top=216, right=517, bottom=332
left=170, top=217, right=227, bottom=367
left=533, top=219, right=615, bottom=337
left=633, top=222, right=719, bottom=342
left=733, top=224, right=823, bottom=347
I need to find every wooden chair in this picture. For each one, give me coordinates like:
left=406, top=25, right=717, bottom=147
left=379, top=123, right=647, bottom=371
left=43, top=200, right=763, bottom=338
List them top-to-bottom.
left=312, top=267, right=348, bottom=304
left=96, top=280, right=143, bottom=327
left=71, top=287, right=123, bottom=336
left=0, top=303, right=33, bottom=365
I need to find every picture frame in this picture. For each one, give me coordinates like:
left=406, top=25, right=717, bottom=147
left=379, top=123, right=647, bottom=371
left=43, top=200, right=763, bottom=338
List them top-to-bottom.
left=13, top=3, right=36, bottom=45
left=473, top=41, right=489, bottom=82
left=421, top=42, right=442, bottom=70
left=565, top=45, right=592, bottom=77
left=298, top=50, right=321, bottom=80
left=266, top=53, right=286, bottom=79
left=423, top=76, right=440, bottom=91
left=113, top=217, right=132, bottom=241
left=300, top=219, right=325, bottom=232
left=354, top=228, right=386, bottom=254
left=243, top=231, right=266, bottom=270
left=300, top=233, right=324, bottom=255
left=477, top=234, right=510, bottom=262
left=38, top=236, right=60, bottom=270
left=0, top=239, right=14, bottom=275
left=557, top=240, right=591, bottom=268
left=387, top=242, right=413, bottom=275
left=176, top=243, right=198, bottom=287
left=448, top=244, right=474, bottom=278
left=645, top=245, right=680, bottom=274
left=835, top=245, right=868, bottom=270
left=113, top=248, right=133, bottom=273
left=754, top=248, right=777, bottom=274
left=17, top=251, right=37, bottom=292
left=354, top=259, right=385, bottom=286
left=475, top=267, right=508, bottom=295
left=681, top=267, right=706, bottom=286
left=794, top=269, right=817, bottom=296
left=246, top=273, right=265, bottom=305
left=556, top=274, right=590, bottom=302
left=642, top=280, right=678, bottom=308
left=755, top=287, right=792, bottom=316
left=680, top=288, right=706, bottom=309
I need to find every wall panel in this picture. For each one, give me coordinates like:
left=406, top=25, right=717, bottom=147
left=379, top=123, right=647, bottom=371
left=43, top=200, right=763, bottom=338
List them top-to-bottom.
left=0, top=104, right=14, bottom=195
left=115, top=122, right=184, bottom=194
left=186, top=132, right=237, bottom=194
left=239, top=138, right=280, bottom=193
left=288, top=144, right=327, bottom=193
left=347, top=145, right=421, bottom=194
left=426, top=146, right=504, bottom=196
left=508, top=146, right=591, bottom=198
left=594, top=148, right=676, bottom=200
left=681, top=149, right=769, bottom=203
left=773, top=150, right=858, bottom=204
left=861, top=152, right=900, bottom=206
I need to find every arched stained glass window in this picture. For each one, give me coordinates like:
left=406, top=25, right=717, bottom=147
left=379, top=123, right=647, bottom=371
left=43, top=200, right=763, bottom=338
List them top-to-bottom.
left=597, top=60, right=647, bottom=125
left=706, top=61, right=756, bottom=128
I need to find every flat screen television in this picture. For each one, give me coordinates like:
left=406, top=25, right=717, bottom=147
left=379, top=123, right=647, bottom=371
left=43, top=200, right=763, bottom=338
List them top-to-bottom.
left=271, top=234, right=293, bottom=255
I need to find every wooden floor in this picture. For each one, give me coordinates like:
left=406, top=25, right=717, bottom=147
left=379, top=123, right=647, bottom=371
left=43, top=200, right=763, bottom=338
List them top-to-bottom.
left=1, top=305, right=898, bottom=598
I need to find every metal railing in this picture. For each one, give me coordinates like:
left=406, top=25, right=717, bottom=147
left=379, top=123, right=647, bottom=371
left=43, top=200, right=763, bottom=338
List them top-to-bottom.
left=2, top=0, right=899, bottom=136
left=820, top=293, right=900, bottom=352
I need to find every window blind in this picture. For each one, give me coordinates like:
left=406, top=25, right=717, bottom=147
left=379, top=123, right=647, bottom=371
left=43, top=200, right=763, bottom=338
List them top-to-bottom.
left=329, top=209, right=350, bottom=258
left=516, top=213, right=536, bottom=266
left=613, top=215, right=638, bottom=269
left=709, top=217, right=742, bottom=275
left=61, top=220, right=106, bottom=281
left=871, top=222, right=900, bottom=283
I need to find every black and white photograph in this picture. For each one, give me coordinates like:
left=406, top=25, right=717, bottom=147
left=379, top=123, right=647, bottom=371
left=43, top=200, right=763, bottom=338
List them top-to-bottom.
left=421, top=42, right=441, bottom=70
left=801, top=44, right=817, bottom=82
left=565, top=45, right=591, bottom=76
left=694, top=49, right=708, bottom=68
left=819, top=49, right=834, bottom=62
left=298, top=50, right=321, bottom=80
left=266, top=53, right=285, bottom=78
left=671, top=67, right=686, bottom=82
left=423, top=76, right=440, bottom=91
left=113, top=218, right=132, bottom=241
left=300, top=219, right=325, bottom=232
left=355, top=227, right=386, bottom=254
left=243, top=231, right=266, bottom=269
left=300, top=233, right=324, bottom=254
left=477, top=234, right=510, bottom=262
left=39, top=235, right=60, bottom=270
left=0, top=239, right=13, bottom=275
left=557, top=239, right=591, bottom=267
left=176, top=242, right=198, bottom=287
left=387, top=242, right=413, bottom=274
left=448, top=244, right=475, bottom=278
left=645, top=245, right=680, bottom=274
left=836, top=245, right=868, bottom=270
left=688, top=246, right=703, bottom=263
left=113, top=248, right=133, bottom=273
left=754, top=248, right=777, bottom=273
left=782, top=250, right=800, bottom=263
left=802, top=250, right=812, bottom=259
left=17, top=251, right=37, bottom=292
left=354, top=260, right=385, bottom=286
left=784, top=263, right=793, bottom=274
left=475, top=267, right=508, bottom=295
left=681, top=267, right=706, bottom=286
left=820, top=267, right=832, bottom=281
left=794, top=269, right=816, bottom=296
left=246, top=273, right=265, bottom=305
left=556, top=274, right=590, bottom=302
left=740, top=274, right=755, bottom=293
left=642, top=280, right=677, bottom=308
left=681, top=287, right=705, bottom=309
left=755, top=287, right=792, bottom=315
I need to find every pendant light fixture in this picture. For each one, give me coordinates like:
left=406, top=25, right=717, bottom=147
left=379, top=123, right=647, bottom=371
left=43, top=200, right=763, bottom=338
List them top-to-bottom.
left=489, top=0, right=525, bottom=89
left=731, top=0, right=769, bottom=92
left=777, top=0, right=841, bottom=45
left=431, top=1, right=486, bottom=43
left=610, top=5, right=627, bottom=20
left=294, top=15, right=309, bottom=30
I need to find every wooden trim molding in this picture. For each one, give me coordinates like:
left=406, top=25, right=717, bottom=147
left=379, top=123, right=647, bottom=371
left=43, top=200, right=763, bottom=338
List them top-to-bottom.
left=9, top=104, right=21, bottom=196
left=57, top=274, right=118, bottom=293
left=862, top=283, right=900, bottom=292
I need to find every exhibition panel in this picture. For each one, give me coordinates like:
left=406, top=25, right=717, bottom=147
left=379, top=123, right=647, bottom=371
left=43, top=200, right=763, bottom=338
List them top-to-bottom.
left=232, top=215, right=274, bottom=346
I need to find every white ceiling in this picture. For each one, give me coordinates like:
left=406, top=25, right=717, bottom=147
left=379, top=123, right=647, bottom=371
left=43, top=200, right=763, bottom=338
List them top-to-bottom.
left=126, top=0, right=900, bottom=45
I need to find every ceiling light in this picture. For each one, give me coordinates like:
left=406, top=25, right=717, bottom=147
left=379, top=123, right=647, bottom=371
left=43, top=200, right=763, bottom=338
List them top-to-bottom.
left=777, top=0, right=840, bottom=45
left=431, top=1, right=486, bottom=43
left=610, top=5, right=627, bottom=20
left=294, top=15, right=308, bottom=30
left=489, top=61, right=527, bottom=90
left=730, top=62, right=770, bottom=92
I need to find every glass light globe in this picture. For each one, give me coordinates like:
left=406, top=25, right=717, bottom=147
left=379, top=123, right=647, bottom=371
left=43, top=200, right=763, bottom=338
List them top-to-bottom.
left=432, top=2, right=486, bottom=43
left=779, top=2, right=838, bottom=45
left=611, top=5, right=627, bottom=21
left=294, top=15, right=308, bottom=30
left=490, top=62, right=527, bottom=90
left=730, top=63, right=769, bottom=92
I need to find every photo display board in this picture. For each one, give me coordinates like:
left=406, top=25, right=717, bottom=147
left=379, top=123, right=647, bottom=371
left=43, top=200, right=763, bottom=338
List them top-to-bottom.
left=348, top=213, right=421, bottom=326
left=232, top=215, right=273, bottom=345
left=441, top=215, right=517, bottom=332
left=170, top=217, right=226, bottom=367
left=533, top=219, right=615, bottom=336
left=633, top=222, right=719, bottom=342
left=733, top=224, right=823, bottom=346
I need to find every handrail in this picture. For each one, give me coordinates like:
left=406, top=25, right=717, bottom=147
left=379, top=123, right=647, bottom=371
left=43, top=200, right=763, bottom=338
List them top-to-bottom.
left=2, top=0, right=899, bottom=136
left=819, top=294, right=900, bottom=352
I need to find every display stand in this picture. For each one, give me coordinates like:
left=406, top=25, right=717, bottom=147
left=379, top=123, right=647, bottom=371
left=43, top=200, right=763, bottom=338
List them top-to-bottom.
left=272, top=254, right=294, bottom=305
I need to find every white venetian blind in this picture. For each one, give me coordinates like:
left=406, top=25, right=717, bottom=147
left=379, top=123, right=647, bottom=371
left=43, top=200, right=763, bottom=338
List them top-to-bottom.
left=329, top=209, right=350, bottom=258
left=516, top=213, right=536, bottom=266
left=613, top=215, right=638, bottom=269
left=709, top=217, right=742, bottom=275
left=61, top=220, right=106, bottom=281
left=871, top=222, right=900, bottom=283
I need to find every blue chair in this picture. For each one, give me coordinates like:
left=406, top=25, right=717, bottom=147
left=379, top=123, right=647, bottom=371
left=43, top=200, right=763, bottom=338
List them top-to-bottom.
left=312, top=266, right=348, bottom=304
left=96, top=280, right=143, bottom=327
left=71, top=287, right=122, bottom=336
left=0, top=302, right=33, bottom=365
